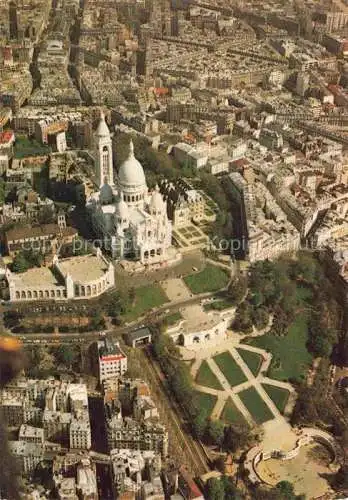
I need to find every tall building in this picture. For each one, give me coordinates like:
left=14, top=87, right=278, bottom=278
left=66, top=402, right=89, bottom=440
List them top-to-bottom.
left=9, top=1, right=19, bottom=40
left=296, top=72, right=309, bottom=97
left=95, top=112, right=114, bottom=188
left=97, top=339, right=128, bottom=383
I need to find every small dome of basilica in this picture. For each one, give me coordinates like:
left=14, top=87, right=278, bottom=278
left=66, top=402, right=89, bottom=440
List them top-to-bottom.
left=118, top=140, right=146, bottom=187
left=150, top=185, right=165, bottom=212
left=116, top=197, right=129, bottom=219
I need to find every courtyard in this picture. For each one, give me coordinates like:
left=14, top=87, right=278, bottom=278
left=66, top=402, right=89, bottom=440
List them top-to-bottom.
left=172, top=224, right=209, bottom=250
left=256, top=442, right=335, bottom=498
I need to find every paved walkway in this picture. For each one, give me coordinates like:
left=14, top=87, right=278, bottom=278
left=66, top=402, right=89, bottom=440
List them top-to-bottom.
left=161, top=278, right=192, bottom=302
left=191, top=334, right=297, bottom=429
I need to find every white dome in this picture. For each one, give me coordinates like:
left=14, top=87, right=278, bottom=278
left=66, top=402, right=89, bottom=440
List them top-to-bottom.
left=96, top=112, right=110, bottom=138
left=118, top=140, right=146, bottom=187
left=150, top=186, right=165, bottom=212
left=116, top=198, right=129, bottom=219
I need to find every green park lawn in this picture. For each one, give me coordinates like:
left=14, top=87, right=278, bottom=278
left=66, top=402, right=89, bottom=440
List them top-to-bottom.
left=184, top=264, right=230, bottom=294
left=124, top=285, right=168, bottom=321
left=204, top=299, right=234, bottom=312
left=165, top=312, right=182, bottom=326
left=246, top=315, right=312, bottom=383
left=236, top=348, right=263, bottom=377
left=213, top=351, right=247, bottom=387
left=195, top=360, right=223, bottom=391
left=262, top=384, right=290, bottom=414
left=238, top=387, right=274, bottom=425
left=193, top=391, right=217, bottom=417
left=221, top=398, right=247, bottom=425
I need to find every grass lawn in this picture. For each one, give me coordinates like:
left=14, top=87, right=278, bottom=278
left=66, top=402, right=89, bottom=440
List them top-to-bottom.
left=184, top=264, right=230, bottom=294
left=123, top=285, right=168, bottom=321
left=204, top=299, right=234, bottom=312
left=165, top=312, right=182, bottom=326
left=246, top=315, right=312, bottom=383
left=236, top=348, right=263, bottom=377
left=213, top=351, right=247, bottom=387
left=195, top=360, right=223, bottom=391
left=262, top=384, right=290, bottom=414
left=238, top=387, right=274, bottom=424
left=193, top=391, right=217, bottom=417
left=221, top=398, right=247, bottom=425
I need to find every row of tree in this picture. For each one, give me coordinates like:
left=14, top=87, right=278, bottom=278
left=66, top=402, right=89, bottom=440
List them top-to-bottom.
left=231, top=253, right=342, bottom=360
left=152, top=331, right=254, bottom=453
left=24, top=344, right=80, bottom=379
left=291, top=358, right=348, bottom=443
left=205, top=477, right=304, bottom=500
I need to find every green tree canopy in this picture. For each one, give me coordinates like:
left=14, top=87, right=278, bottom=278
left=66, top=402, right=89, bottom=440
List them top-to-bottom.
left=11, top=252, right=30, bottom=273
left=227, top=276, right=247, bottom=304
left=55, top=345, right=76, bottom=367
left=192, top=409, right=208, bottom=439
left=207, top=419, right=225, bottom=446
left=205, top=477, right=225, bottom=500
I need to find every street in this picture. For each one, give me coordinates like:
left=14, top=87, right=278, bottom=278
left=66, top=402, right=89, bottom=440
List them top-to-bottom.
left=8, top=289, right=219, bottom=345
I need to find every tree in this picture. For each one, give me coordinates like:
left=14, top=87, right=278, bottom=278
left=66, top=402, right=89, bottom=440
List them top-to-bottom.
left=199, top=172, right=229, bottom=211
left=0, top=178, right=5, bottom=204
left=37, top=205, right=55, bottom=225
left=11, top=248, right=44, bottom=273
left=24, top=248, right=43, bottom=268
left=11, top=252, right=30, bottom=273
left=289, top=253, right=319, bottom=284
left=227, top=276, right=247, bottom=304
left=232, top=302, right=253, bottom=333
left=251, top=306, right=269, bottom=330
left=90, top=308, right=105, bottom=329
left=308, top=334, right=332, bottom=358
left=55, top=345, right=76, bottom=368
left=27, top=347, right=56, bottom=377
left=291, top=387, right=318, bottom=425
left=192, top=410, right=208, bottom=439
left=207, top=419, right=224, bottom=447
left=223, top=423, right=252, bottom=453
left=213, top=456, right=225, bottom=473
left=335, top=465, right=348, bottom=490
left=221, top=476, right=244, bottom=500
left=205, top=478, right=225, bottom=500
left=255, top=481, right=303, bottom=500
left=275, top=481, right=297, bottom=498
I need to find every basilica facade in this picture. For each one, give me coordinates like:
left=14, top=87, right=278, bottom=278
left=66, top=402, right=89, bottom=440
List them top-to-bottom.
left=87, top=114, right=174, bottom=265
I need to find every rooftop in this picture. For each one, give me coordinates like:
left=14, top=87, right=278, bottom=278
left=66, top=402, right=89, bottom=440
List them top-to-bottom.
left=6, top=224, right=77, bottom=242
left=58, top=254, right=109, bottom=283
left=9, top=266, right=62, bottom=288
left=98, top=339, right=126, bottom=360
